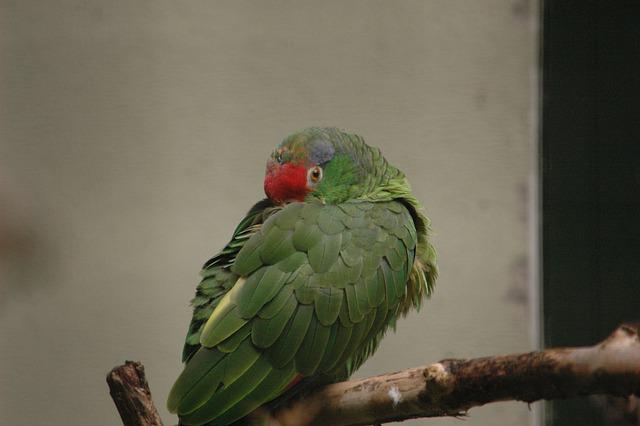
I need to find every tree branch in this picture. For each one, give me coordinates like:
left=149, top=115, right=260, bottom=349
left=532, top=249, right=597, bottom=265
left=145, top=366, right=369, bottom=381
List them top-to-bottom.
left=107, top=324, right=640, bottom=426
left=107, top=361, right=164, bottom=426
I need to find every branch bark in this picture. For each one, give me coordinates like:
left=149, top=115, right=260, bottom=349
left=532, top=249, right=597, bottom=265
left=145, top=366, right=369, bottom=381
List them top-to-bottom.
left=107, top=324, right=640, bottom=426
left=107, top=361, right=164, bottom=426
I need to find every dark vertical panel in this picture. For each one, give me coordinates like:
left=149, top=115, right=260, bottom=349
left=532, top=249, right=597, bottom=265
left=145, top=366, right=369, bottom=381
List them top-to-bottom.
left=542, top=0, right=599, bottom=348
left=543, top=1, right=640, bottom=425
left=542, top=2, right=601, bottom=423
left=593, top=3, right=640, bottom=341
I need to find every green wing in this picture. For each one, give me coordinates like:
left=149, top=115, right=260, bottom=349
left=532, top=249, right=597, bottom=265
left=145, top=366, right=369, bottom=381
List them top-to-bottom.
left=181, top=198, right=280, bottom=362
left=168, top=199, right=421, bottom=426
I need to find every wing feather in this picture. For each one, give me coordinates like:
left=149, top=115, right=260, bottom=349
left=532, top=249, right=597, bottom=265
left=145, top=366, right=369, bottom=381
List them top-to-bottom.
left=251, top=294, right=297, bottom=348
left=265, top=304, right=314, bottom=368
left=294, top=315, right=331, bottom=375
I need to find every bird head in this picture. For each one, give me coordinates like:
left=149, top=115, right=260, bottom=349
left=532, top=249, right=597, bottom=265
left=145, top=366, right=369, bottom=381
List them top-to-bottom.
left=264, top=128, right=366, bottom=205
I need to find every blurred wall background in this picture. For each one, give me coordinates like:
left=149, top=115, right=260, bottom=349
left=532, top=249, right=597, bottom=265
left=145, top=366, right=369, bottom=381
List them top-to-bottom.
left=0, top=1, right=538, bottom=425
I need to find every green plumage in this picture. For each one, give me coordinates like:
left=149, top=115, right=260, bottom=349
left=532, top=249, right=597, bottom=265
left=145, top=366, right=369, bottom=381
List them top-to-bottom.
left=168, top=128, right=437, bottom=425
left=314, top=287, right=343, bottom=326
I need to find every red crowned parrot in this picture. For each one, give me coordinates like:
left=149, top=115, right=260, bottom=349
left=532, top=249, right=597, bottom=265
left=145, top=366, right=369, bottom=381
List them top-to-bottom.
left=167, top=128, right=437, bottom=425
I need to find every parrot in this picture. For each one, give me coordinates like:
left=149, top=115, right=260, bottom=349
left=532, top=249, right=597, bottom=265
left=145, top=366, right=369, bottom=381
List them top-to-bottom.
left=167, top=127, right=437, bottom=425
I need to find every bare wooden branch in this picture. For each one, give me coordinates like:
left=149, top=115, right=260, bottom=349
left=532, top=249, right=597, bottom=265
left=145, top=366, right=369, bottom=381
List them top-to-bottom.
left=271, top=323, right=640, bottom=426
left=107, top=324, right=640, bottom=426
left=107, top=361, right=164, bottom=426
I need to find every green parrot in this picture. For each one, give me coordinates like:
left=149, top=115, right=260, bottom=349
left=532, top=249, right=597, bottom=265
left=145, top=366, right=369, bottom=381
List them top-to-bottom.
left=167, top=127, right=437, bottom=425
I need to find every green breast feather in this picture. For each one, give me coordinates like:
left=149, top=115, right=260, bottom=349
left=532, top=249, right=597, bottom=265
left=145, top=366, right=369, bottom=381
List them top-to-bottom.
left=168, top=199, right=433, bottom=426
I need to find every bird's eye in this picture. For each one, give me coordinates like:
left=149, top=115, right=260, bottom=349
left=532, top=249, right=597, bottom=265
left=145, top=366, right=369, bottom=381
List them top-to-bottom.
left=275, top=151, right=284, bottom=164
left=308, top=166, right=323, bottom=184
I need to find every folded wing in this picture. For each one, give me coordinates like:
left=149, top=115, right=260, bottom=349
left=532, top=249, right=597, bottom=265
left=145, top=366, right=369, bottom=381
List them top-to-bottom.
left=168, top=199, right=418, bottom=426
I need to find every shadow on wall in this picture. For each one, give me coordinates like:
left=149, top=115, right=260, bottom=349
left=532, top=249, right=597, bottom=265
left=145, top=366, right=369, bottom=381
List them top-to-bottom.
left=0, top=187, right=54, bottom=314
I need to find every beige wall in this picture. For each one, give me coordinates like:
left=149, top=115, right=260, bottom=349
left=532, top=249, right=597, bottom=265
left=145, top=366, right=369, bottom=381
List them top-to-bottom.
left=0, top=1, right=538, bottom=425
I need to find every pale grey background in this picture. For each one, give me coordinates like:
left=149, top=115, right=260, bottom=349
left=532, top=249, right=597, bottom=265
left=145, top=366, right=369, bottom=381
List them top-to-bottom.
left=0, top=1, right=539, bottom=425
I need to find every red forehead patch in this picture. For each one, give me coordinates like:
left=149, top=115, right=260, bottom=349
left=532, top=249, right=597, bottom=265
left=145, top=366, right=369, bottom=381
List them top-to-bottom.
left=264, top=163, right=308, bottom=203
